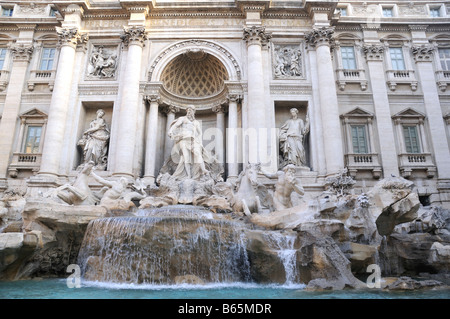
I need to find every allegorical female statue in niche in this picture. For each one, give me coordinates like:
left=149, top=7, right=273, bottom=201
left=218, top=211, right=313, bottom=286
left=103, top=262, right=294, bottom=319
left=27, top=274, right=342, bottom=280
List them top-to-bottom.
left=279, top=108, right=310, bottom=168
left=77, top=109, right=110, bottom=170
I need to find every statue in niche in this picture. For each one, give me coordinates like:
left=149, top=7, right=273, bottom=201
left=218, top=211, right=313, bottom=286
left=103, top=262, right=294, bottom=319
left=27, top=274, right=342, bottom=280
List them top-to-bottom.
left=273, top=45, right=302, bottom=78
left=88, top=46, right=117, bottom=78
left=165, top=105, right=217, bottom=181
left=279, top=108, right=310, bottom=168
left=77, top=109, right=110, bottom=170
left=260, top=164, right=305, bottom=211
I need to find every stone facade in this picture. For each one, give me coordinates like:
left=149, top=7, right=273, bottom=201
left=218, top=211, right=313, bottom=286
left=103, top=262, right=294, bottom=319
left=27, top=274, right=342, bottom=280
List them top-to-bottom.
left=0, top=0, right=449, bottom=207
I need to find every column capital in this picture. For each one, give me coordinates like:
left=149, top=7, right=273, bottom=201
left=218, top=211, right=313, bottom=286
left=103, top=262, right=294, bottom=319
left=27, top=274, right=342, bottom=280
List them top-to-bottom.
left=121, top=26, right=147, bottom=48
left=243, top=26, right=272, bottom=47
left=56, top=27, right=88, bottom=49
left=305, top=27, right=335, bottom=48
left=10, top=43, right=34, bottom=62
left=363, top=44, right=385, bottom=61
left=411, top=44, right=435, bottom=63
left=227, top=93, right=243, bottom=103
left=144, top=94, right=161, bottom=104
left=162, top=104, right=180, bottom=115
left=212, top=105, right=227, bottom=114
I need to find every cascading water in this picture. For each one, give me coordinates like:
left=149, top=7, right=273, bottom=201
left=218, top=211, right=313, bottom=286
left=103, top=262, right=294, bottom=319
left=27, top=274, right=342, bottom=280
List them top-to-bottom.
left=77, top=205, right=251, bottom=285
left=264, top=232, right=299, bottom=285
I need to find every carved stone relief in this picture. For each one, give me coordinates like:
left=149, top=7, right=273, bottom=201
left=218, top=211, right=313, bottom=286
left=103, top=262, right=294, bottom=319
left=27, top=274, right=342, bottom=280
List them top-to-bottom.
left=273, top=44, right=303, bottom=78
left=87, top=45, right=119, bottom=79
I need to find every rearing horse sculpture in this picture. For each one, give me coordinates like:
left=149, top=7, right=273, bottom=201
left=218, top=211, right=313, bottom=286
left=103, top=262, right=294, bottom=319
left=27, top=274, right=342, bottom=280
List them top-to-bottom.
left=233, top=163, right=264, bottom=216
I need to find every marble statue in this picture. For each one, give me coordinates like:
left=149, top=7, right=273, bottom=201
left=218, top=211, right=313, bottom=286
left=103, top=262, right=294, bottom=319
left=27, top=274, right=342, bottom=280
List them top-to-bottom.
left=88, top=46, right=117, bottom=78
left=166, top=105, right=214, bottom=181
left=279, top=108, right=310, bottom=167
left=77, top=109, right=110, bottom=170
left=54, top=161, right=97, bottom=205
left=215, top=163, right=267, bottom=216
left=261, top=164, right=305, bottom=211
left=91, top=170, right=146, bottom=210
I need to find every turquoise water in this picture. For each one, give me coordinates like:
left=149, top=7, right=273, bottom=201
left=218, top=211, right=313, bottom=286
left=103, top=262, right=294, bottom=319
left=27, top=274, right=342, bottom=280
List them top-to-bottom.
left=1, top=279, right=449, bottom=299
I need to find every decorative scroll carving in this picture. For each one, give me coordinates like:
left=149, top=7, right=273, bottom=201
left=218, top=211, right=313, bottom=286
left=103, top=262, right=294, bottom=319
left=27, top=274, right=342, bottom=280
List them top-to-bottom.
left=121, top=26, right=147, bottom=47
left=243, top=26, right=272, bottom=47
left=56, top=27, right=88, bottom=48
left=305, top=27, right=335, bottom=48
left=10, top=44, right=34, bottom=62
left=363, top=44, right=385, bottom=61
left=411, top=45, right=435, bottom=62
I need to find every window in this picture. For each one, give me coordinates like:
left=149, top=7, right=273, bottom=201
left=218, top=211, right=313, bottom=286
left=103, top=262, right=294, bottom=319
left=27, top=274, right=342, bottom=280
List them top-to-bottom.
left=49, top=7, right=57, bottom=17
left=337, top=7, right=347, bottom=16
left=382, top=7, right=393, bottom=18
left=1, top=8, right=13, bottom=17
left=430, top=8, right=441, bottom=17
left=341, top=46, right=356, bottom=69
left=389, top=47, right=406, bottom=70
left=0, top=48, right=6, bottom=70
left=40, top=48, right=56, bottom=71
left=439, top=48, right=450, bottom=71
left=351, top=125, right=368, bottom=154
left=24, top=126, right=42, bottom=154
left=403, top=126, right=421, bottom=153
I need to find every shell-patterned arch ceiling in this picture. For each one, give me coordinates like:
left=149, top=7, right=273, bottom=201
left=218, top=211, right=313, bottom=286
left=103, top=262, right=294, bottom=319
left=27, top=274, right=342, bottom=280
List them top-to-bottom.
left=161, top=50, right=229, bottom=98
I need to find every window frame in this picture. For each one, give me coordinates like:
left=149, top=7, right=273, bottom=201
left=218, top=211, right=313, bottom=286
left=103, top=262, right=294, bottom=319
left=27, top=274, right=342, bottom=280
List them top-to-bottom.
left=1, top=7, right=14, bottom=17
left=340, top=46, right=357, bottom=70
left=39, top=47, right=56, bottom=71
left=389, top=47, right=406, bottom=71
left=23, top=125, right=43, bottom=154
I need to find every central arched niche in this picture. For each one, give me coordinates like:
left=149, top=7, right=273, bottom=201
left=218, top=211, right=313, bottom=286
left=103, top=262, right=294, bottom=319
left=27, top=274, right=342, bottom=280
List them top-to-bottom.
left=160, top=49, right=229, bottom=99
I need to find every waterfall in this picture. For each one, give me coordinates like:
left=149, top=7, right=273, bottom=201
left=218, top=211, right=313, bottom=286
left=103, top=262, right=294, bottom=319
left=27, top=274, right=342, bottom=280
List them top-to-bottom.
left=77, top=206, right=251, bottom=285
left=264, top=231, right=298, bottom=285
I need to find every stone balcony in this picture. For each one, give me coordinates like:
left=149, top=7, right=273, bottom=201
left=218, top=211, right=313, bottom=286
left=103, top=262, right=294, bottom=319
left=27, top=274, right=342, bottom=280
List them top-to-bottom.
left=335, top=69, right=368, bottom=91
left=386, top=69, right=418, bottom=91
left=0, top=70, right=9, bottom=91
left=27, top=70, right=55, bottom=91
left=436, top=70, right=450, bottom=92
left=8, top=152, right=42, bottom=177
left=345, top=153, right=382, bottom=179
left=398, top=153, right=436, bottom=179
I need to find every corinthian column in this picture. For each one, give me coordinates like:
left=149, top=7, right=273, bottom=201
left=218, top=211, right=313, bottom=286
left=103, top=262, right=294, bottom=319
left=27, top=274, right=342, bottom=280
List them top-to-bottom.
left=113, top=26, right=147, bottom=178
left=243, top=26, right=272, bottom=165
left=39, top=27, right=88, bottom=179
left=305, top=27, right=344, bottom=176
left=0, top=43, right=34, bottom=186
left=363, top=44, right=399, bottom=177
left=412, top=44, right=450, bottom=180
left=143, top=94, right=160, bottom=184
left=226, top=94, right=240, bottom=180
left=163, top=105, right=179, bottom=163
left=212, top=105, right=226, bottom=167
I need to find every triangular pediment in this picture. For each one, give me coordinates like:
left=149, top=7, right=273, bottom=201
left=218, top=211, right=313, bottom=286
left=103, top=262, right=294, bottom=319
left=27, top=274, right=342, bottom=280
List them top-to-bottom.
left=341, top=107, right=374, bottom=118
left=19, top=108, right=47, bottom=119
left=392, top=108, right=425, bottom=119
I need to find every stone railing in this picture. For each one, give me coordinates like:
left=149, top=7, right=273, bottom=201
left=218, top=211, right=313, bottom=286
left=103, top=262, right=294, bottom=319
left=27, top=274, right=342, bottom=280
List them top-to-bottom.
left=335, top=68, right=367, bottom=91
left=386, top=69, right=418, bottom=91
left=0, top=70, right=9, bottom=91
left=27, top=70, right=56, bottom=91
left=436, top=70, right=450, bottom=92
left=8, top=152, right=42, bottom=177
left=398, top=152, right=436, bottom=178
left=345, top=153, right=382, bottom=179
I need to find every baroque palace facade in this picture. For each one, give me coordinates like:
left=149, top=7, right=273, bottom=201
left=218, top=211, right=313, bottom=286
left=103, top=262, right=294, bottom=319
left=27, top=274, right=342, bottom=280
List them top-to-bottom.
left=0, top=0, right=450, bottom=207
